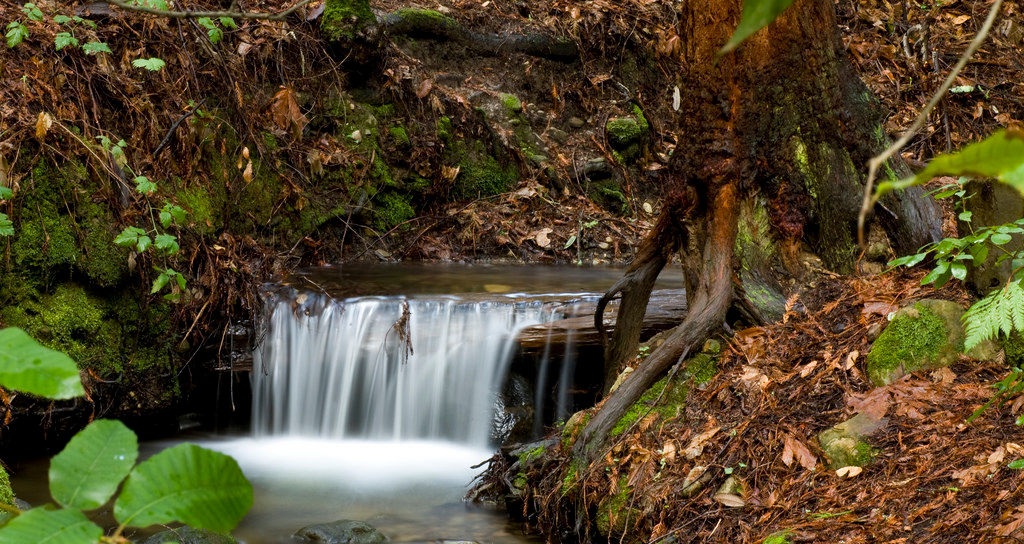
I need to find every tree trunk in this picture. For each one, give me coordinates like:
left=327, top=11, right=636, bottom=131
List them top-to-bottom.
left=580, top=0, right=941, bottom=458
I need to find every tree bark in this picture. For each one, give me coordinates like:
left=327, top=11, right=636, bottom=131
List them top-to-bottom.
left=578, top=0, right=941, bottom=460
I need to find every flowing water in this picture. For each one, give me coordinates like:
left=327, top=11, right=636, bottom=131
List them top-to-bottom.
left=9, top=264, right=683, bottom=543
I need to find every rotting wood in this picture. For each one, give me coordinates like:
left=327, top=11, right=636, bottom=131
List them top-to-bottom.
left=516, top=289, right=687, bottom=351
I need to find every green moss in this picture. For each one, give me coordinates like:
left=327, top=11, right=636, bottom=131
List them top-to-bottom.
left=321, top=0, right=375, bottom=40
left=391, top=8, right=457, bottom=30
left=500, top=93, right=522, bottom=114
left=375, top=104, right=396, bottom=119
left=436, top=116, right=453, bottom=140
left=605, top=118, right=645, bottom=147
left=389, top=126, right=411, bottom=148
left=261, top=131, right=279, bottom=152
left=587, top=178, right=628, bottom=214
left=175, top=184, right=220, bottom=234
left=373, top=192, right=415, bottom=231
left=78, top=198, right=127, bottom=287
left=865, top=304, right=949, bottom=386
left=1003, top=332, right=1024, bottom=366
left=685, top=353, right=718, bottom=385
left=610, top=376, right=687, bottom=436
left=561, top=410, right=591, bottom=449
left=560, top=463, right=579, bottom=495
left=0, top=465, right=12, bottom=508
left=596, top=475, right=638, bottom=537
left=763, top=530, right=793, bottom=544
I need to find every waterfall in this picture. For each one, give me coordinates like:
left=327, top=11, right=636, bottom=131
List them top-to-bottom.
left=251, top=291, right=551, bottom=447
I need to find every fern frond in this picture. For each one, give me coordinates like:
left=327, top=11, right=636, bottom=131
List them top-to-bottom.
left=964, top=280, right=1024, bottom=351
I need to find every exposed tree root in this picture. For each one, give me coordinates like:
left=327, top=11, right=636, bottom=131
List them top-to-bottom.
left=379, top=9, right=578, bottom=61
left=574, top=182, right=739, bottom=460
left=594, top=191, right=695, bottom=394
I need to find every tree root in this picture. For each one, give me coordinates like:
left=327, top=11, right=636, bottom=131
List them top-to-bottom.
left=379, top=9, right=578, bottom=61
left=574, top=182, right=739, bottom=460
left=595, top=191, right=693, bottom=394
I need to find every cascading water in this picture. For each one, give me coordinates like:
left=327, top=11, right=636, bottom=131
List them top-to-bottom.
left=251, top=291, right=553, bottom=446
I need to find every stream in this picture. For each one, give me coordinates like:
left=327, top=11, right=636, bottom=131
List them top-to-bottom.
left=9, top=264, right=682, bottom=543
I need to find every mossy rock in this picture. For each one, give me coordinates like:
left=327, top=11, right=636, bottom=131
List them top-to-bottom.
left=321, top=0, right=375, bottom=41
left=604, top=105, right=649, bottom=164
left=865, top=299, right=965, bottom=386
left=817, top=413, right=885, bottom=469
left=140, top=527, right=237, bottom=544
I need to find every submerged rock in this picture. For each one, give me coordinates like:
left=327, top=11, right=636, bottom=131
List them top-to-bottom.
left=865, top=299, right=964, bottom=386
left=294, top=520, right=388, bottom=544
left=140, top=527, right=236, bottom=544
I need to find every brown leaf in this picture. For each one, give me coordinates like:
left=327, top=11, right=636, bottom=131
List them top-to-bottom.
left=416, top=79, right=434, bottom=99
left=269, top=86, right=307, bottom=139
left=862, top=301, right=897, bottom=316
left=782, top=434, right=817, bottom=471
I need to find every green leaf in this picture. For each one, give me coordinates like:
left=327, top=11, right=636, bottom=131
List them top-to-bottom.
left=719, top=0, right=797, bottom=56
left=22, top=3, right=43, bottom=22
left=53, top=14, right=74, bottom=24
left=219, top=17, right=237, bottom=29
left=6, top=22, right=28, bottom=49
left=54, top=32, right=79, bottom=51
left=81, top=41, right=111, bottom=55
left=132, top=57, right=166, bottom=71
left=912, top=129, right=1024, bottom=195
left=134, top=176, right=157, bottom=195
left=0, top=187, right=11, bottom=201
left=161, top=204, right=186, bottom=227
left=159, top=210, right=172, bottom=229
left=959, top=211, right=973, bottom=222
left=0, top=213, right=12, bottom=237
left=114, top=226, right=145, bottom=247
left=992, top=233, right=1013, bottom=245
left=154, top=234, right=179, bottom=254
left=564, top=234, right=576, bottom=249
left=136, top=235, right=152, bottom=253
left=951, top=261, right=968, bottom=281
left=151, top=271, right=170, bottom=294
left=963, top=281, right=1024, bottom=351
left=0, top=327, right=84, bottom=400
left=50, top=419, right=139, bottom=510
left=113, top=443, right=253, bottom=531
left=1008, top=458, right=1024, bottom=469
left=0, top=507, right=103, bottom=544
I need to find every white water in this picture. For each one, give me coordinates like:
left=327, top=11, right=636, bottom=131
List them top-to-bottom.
left=251, top=294, right=551, bottom=446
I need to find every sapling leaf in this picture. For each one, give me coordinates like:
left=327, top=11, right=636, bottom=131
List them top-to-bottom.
left=720, top=0, right=797, bottom=56
left=5, top=22, right=28, bottom=48
left=54, top=32, right=79, bottom=51
left=82, top=41, right=111, bottom=55
left=132, top=57, right=166, bottom=71
left=134, top=176, right=157, bottom=195
left=0, top=213, right=12, bottom=236
left=154, top=233, right=179, bottom=254
left=136, top=235, right=152, bottom=253
left=0, top=327, right=84, bottom=399
left=49, top=419, right=139, bottom=510
left=113, top=443, right=253, bottom=531
left=0, top=507, right=103, bottom=544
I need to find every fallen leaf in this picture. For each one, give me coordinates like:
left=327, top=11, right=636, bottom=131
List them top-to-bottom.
left=951, top=14, right=971, bottom=24
left=416, top=78, right=434, bottom=99
left=269, top=86, right=307, bottom=138
left=533, top=227, right=553, bottom=248
left=862, top=301, right=898, bottom=316
left=931, top=367, right=956, bottom=385
left=683, top=425, right=720, bottom=459
left=782, top=434, right=818, bottom=471
left=836, top=465, right=863, bottom=478
left=714, top=493, right=745, bottom=507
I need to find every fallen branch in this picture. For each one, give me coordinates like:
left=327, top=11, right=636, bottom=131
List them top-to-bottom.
left=101, top=0, right=312, bottom=21
left=379, top=9, right=578, bottom=61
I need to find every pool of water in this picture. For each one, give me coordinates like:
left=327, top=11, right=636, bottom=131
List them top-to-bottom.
left=9, top=435, right=538, bottom=543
